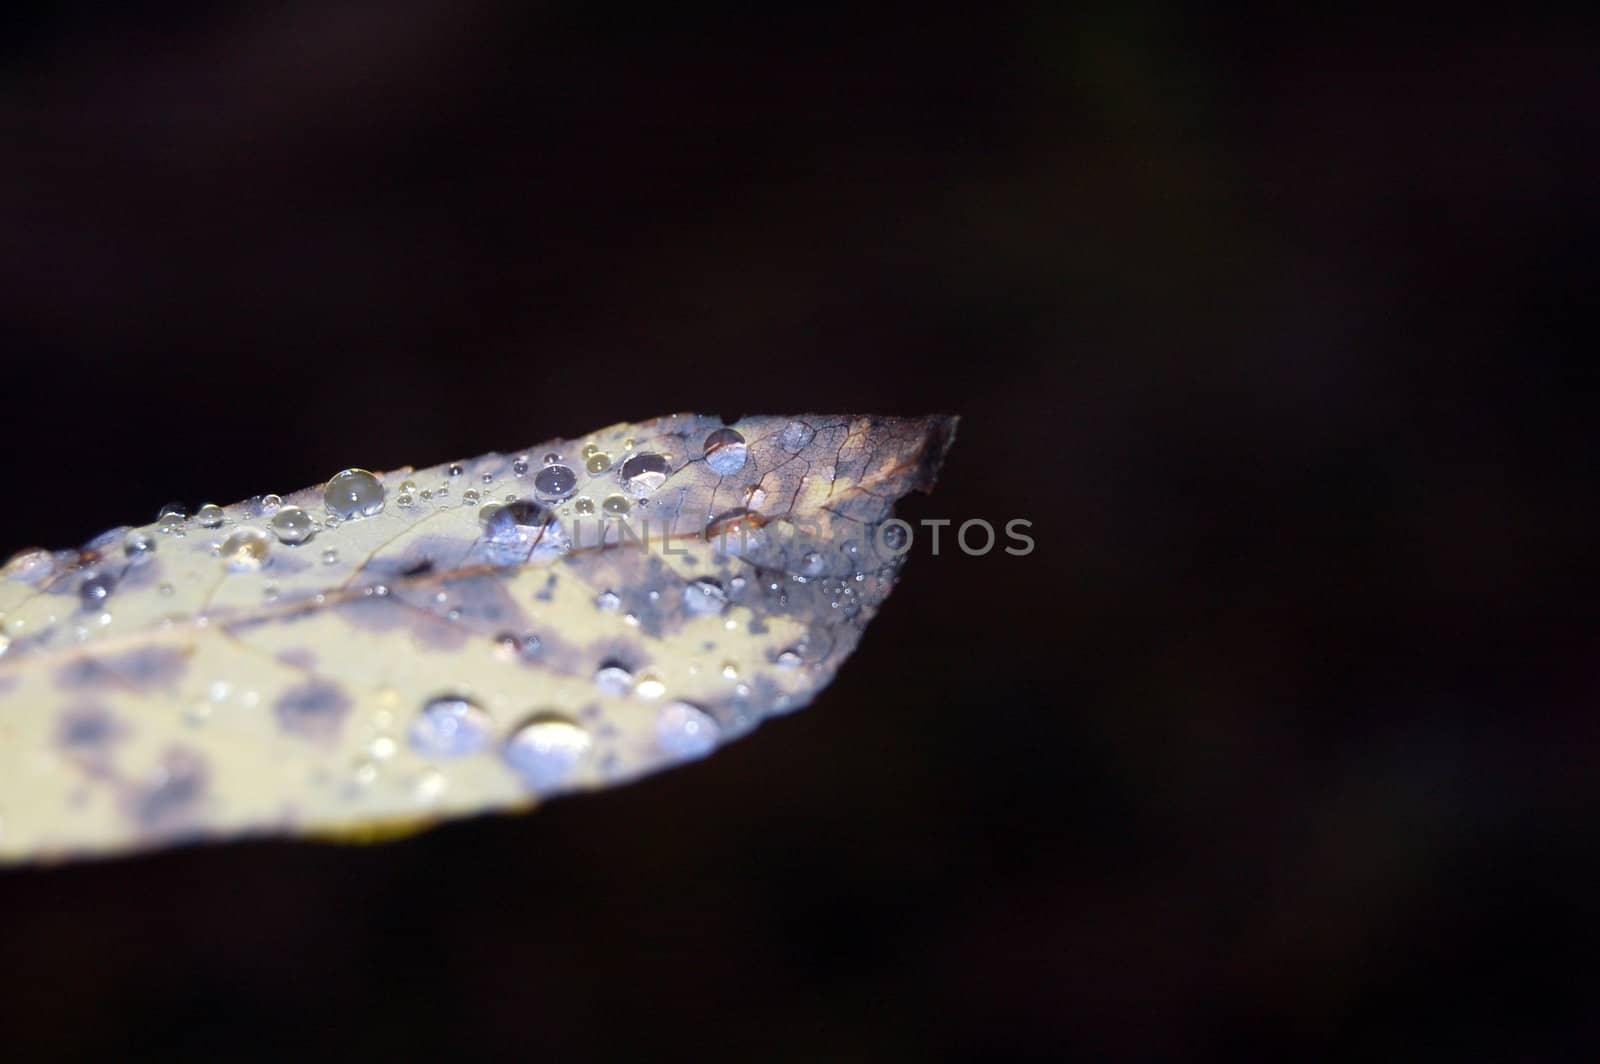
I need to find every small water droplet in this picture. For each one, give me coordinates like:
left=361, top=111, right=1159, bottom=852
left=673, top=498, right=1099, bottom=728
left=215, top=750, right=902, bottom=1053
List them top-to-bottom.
left=780, top=421, right=816, bottom=452
left=703, top=428, right=748, bottom=475
left=582, top=444, right=599, bottom=458
left=542, top=452, right=561, bottom=464
left=585, top=452, right=612, bottom=475
left=619, top=452, right=669, bottom=497
left=512, top=458, right=529, bottom=476
left=448, top=463, right=464, bottom=477
left=533, top=464, right=578, bottom=501
left=324, top=469, right=385, bottom=518
left=481, top=472, right=494, bottom=484
left=399, top=479, right=417, bottom=493
left=462, top=488, right=480, bottom=504
left=397, top=493, right=414, bottom=508
left=260, top=494, right=283, bottom=514
left=601, top=494, right=630, bottom=515
left=574, top=497, right=596, bottom=515
left=482, top=499, right=551, bottom=543
left=157, top=501, right=188, bottom=519
left=195, top=503, right=225, bottom=529
left=269, top=506, right=317, bottom=545
left=157, top=511, right=187, bottom=536
left=221, top=528, right=272, bottom=572
left=124, top=531, right=156, bottom=558
left=321, top=548, right=340, bottom=565
left=800, top=550, right=826, bottom=577
left=79, top=571, right=115, bottom=608
left=159, top=581, right=175, bottom=596
left=595, top=589, right=621, bottom=612
left=777, top=649, right=802, bottom=667
left=721, top=661, right=739, bottom=680
left=635, top=674, right=666, bottom=699
left=409, top=695, right=493, bottom=758
left=656, top=702, right=720, bottom=759
left=504, top=713, right=591, bottom=790
left=369, top=735, right=397, bottom=760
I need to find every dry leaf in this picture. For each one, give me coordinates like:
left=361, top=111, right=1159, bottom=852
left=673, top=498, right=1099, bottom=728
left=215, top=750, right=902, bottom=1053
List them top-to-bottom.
left=0, top=413, right=955, bottom=863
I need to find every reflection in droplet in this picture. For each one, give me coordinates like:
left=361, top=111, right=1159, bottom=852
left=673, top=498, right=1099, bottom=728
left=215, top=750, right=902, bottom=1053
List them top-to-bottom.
left=703, top=428, right=747, bottom=475
left=620, top=452, right=669, bottom=497
left=533, top=464, right=578, bottom=501
left=324, top=469, right=385, bottom=518
left=269, top=506, right=317, bottom=545
left=221, top=528, right=271, bottom=572
left=409, top=696, right=493, bottom=758
left=656, top=702, right=720, bottom=759
left=504, top=713, right=591, bottom=790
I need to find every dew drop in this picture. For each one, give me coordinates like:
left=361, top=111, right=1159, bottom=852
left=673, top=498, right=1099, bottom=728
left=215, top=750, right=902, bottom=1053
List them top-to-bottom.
left=780, top=421, right=816, bottom=452
left=703, top=428, right=748, bottom=475
left=582, top=444, right=599, bottom=458
left=586, top=452, right=612, bottom=475
left=619, top=452, right=669, bottom=497
left=512, top=458, right=529, bottom=477
left=448, top=464, right=464, bottom=477
left=533, top=464, right=578, bottom=501
left=324, top=468, right=385, bottom=518
left=481, top=472, right=493, bottom=484
left=399, top=479, right=417, bottom=493
left=462, top=488, right=480, bottom=504
left=397, top=493, right=414, bottom=508
left=260, top=494, right=283, bottom=514
left=601, top=494, right=630, bottom=515
left=574, top=497, right=596, bottom=516
left=482, top=499, right=551, bottom=543
left=157, top=501, right=188, bottom=519
left=195, top=503, right=225, bottom=529
left=269, top=506, right=317, bottom=545
left=157, top=511, right=187, bottom=536
left=221, top=528, right=272, bottom=572
left=3, top=548, right=56, bottom=584
left=321, top=548, right=340, bottom=565
left=800, top=550, right=826, bottom=577
left=595, top=589, right=621, bottom=612
left=721, top=661, right=739, bottom=680
left=635, top=674, right=666, bottom=699
left=409, top=695, right=492, bottom=758
left=656, top=702, right=720, bottom=759
left=504, top=713, right=592, bottom=790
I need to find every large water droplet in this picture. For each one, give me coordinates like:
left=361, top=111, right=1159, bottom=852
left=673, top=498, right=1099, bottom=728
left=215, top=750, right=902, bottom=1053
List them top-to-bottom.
left=780, top=421, right=815, bottom=453
left=703, top=428, right=748, bottom=475
left=619, top=453, right=669, bottom=497
left=533, top=464, right=578, bottom=501
left=324, top=468, right=385, bottom=518
left=482, top=498, right=551, bottom=543
left=195, top=503, right=225, bottom=529
left=269, top=506, right=317, bottom=545
left=221, top=528, right=272, bottom=572
left=683, top=577, right=728, bottom=616
left=594, top=660, right=633, bottom=696
left=409, top=696, right=493, bottom=758
left=656, top=702, right=720, bottom=759
left=504, top=713, right=591, bottom=790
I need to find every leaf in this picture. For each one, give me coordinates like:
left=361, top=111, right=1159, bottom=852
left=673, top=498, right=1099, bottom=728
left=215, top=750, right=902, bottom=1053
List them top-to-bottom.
left=0, top=413, right=956, bottom=863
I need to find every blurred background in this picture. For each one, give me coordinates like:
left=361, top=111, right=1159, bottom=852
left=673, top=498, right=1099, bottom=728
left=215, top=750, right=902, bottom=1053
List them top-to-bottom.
left=1, top=3, right=1595, bottom=1059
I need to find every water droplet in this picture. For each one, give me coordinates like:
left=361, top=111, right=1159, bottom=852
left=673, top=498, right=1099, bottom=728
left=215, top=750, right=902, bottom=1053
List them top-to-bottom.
left=780, top=421, right=815, bottom=452
left=703, top=428, right=748, bottom=475
left=582, top=444, right=599, bottom=458
left=543, top=452, right=561, bottom=464
left=585, top=452, right=612, bottom=475
left=619, top=453, right=669, bottom=497
left=512, top=458, right=529, bottom=476
left=448, top=463, right=464, bottom=477
left=533, top=464, right=578, bottom=501
left=324, top=468, right=385, bottom=518
left=481, top=472, right=494, bottom=484
left=399, top=479, right=418, bottom=493
left=462, top=488, right=480, bottom=504
left=397, top=493, right=414, bottom=508
left=260, top=494, right=283, bottom=514
left=601, top=494, right=630, bottom=515
left=574, top=497, right=596, bottom=515
left=482, top=499, right=551, bottom=543
left=156, top=501, right=188, bottom=519
left=195, top=503, right=225, bottom=529
left=269, top=506, right=317, bottom=545
left=157, top=511, right=186, bottom=536
left=221, top=528, right=272, bottom=572
left=124, top=531, right=156, bottom=558
left=3, top=548, right=55, bottom=584
left=321, top=548, right=340, bottom=565
left=800, top=550, right=826, bottom=577
left=80, top=571, right=115, bottom=608
left=683, top=577, right=728, bottom=616
left=595, top=589, right=621, bottom=612
left=492, top=632, right=521, bottom=661
left=777, top=649, right=802, bottom=667
left=594, top=660, right=633, bottom=696
left=721, top=661, right=739, bottom=680
left=635, top=674, right=666, bottom=699
left=409, top=695, right=492, bottom=758
left=656, top=702, right=720, bottom=759
left=504, top=713, right=591, bottom=789
left=369, top=735, right=397, bottom=760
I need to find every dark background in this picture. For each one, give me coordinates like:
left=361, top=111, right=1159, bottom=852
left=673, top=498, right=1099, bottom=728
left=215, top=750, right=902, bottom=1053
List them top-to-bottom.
left=1, top=4, right=1595, bottom=1059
